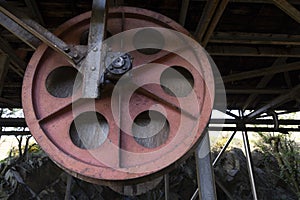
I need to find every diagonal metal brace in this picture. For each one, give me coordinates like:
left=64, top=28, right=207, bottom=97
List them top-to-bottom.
left=0, top=3, right=83, bottom=65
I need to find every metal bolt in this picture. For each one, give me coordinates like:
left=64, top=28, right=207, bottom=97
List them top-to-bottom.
left=63, top=47, right=70, bottom=53
left=93, top=47, right=98, bottom=52
left=73, top=52, right=79, bottom=59
left=110, top=54, right=115, bottom=58
left=91, top=66, right=96, bottom=71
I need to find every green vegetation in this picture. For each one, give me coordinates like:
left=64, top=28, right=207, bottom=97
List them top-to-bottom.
left=256, top=132, right=300, bottom=198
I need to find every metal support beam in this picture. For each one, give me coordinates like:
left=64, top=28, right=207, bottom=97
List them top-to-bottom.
left=82, top=0, right=107, bottom=98
left=179, top=0, right=190, bottom=26
left=272, top=0, right=300, bottom=24
left=0, top=4, right=82, bottom=64
left=0, top=11, right=40, bottom=49
left=210, top=32, right=300, bottom=46
left=207, top=45, right=300, bottom=57
left=0, top=54, right=9, bottom=95
left=243, top=58, right=286, bottom=110
left=221, top=61, right=300, bottom=83
left=246, top=84, right=300, bottom=120
left=2, top=117, right=300, bottom=128
left=0, top=118, right=27, bottom=127
left=210, top=118, right=300, bottom=125
left=2, top=126, right=299, bottom=136
left=209, top=127, right=300, bottom=132
left=194, top=130, right=217, bottom=200
left=242, top=130, right=258, bottom=199
left=0, top=131, right=30, bottom=136
left=212, top=131, right=237, bottom=166
left=164, top=174, right=170, bottom=200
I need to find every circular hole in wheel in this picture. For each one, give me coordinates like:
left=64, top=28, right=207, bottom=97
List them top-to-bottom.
left=133, top=28, right=165, bottom=55
left=46, top=66, right=82, bottom=98
left=160, top=66, right=194, bottom=97
left=132, top=110, right=169, bottom=148
left=70, top=112, right=109, bottom=149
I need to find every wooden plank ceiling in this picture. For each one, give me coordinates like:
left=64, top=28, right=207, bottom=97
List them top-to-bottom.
left=0, top=0, right=299, bottom=112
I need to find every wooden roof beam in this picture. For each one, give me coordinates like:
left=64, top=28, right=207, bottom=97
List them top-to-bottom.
left=24, top=0, right=45, bottom=26
left=179, top=0, right=190, bottom=26
left=193, top=0, right=300, bottom=5
left=194, top=0, right=219, bottom=44
left=194, top=0, right=229, bottom=47
left=201, top=0, right=228, bottom=47
left=272, top=0, right=300, bottom=24
left=210, top=32, right=300, bottom=45
left=0, top=36, right=25, bottom=77
left=207, top=45, right=300, bottom=57
left=0, top=54, right=9, bottom=96
left=242, top=58, right=286, bottom=110
left=221, top=60, right=300, bottom=83
left=246, top=84, right=300, bottom=120
left=223, top=88, right=288, bottom=95
left=0, top=97, right=21, bottom=107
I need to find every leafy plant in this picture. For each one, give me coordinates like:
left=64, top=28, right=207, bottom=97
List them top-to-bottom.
left=256, top=132, right=300, bottom=198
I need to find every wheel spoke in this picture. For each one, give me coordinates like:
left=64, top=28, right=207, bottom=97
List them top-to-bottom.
left=135, top=86, right=198, bottom=120
left=38, top=97, right=80, bottom=123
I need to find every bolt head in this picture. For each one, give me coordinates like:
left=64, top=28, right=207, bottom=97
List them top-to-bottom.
left=63, top=47, right=70, bottom=53
left=93, top=47, right=98, bottom=52
left=73, top=52, right=79, bottom=59
left=91, top=67, right=96, bottom=71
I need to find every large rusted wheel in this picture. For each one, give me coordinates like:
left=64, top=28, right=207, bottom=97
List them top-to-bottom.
left=22, top=7, right=214, bottom=188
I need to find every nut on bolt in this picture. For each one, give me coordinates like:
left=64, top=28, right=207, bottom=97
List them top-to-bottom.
left=63, top=47, right=70, bottom=53
left=73, top=52, right=79, bottom=59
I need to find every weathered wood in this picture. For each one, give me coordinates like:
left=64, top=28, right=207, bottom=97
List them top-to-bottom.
left=24, top=0, right=45, bottom=26
left=179, top=0, right=190, bottom=26
left=193, top=0, right=300, bottom=4
left=194, top=0, right=219, bottom=42
left=201, top=0, right=229, bottom=47
left=272, top=0, right=300, bottom=24
left=210, top=32, right=300, bottom=45
left=0, top=36, right=25, bottom=76
left=207, top=45, right=300, bottom=57
left=0, top=54, right=9, bottom=95
left=243, top=58, right=286, bottom=110
left=221, top=61, right=300, bottom=83
left=246, top=84, right=300, bottom=120
left=223, top=88, right=288, bottom=94
left=0, top=97, right=21, bottom=107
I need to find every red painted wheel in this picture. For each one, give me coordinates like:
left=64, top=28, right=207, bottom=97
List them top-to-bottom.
left=22, top=7, right=214, bottom=186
